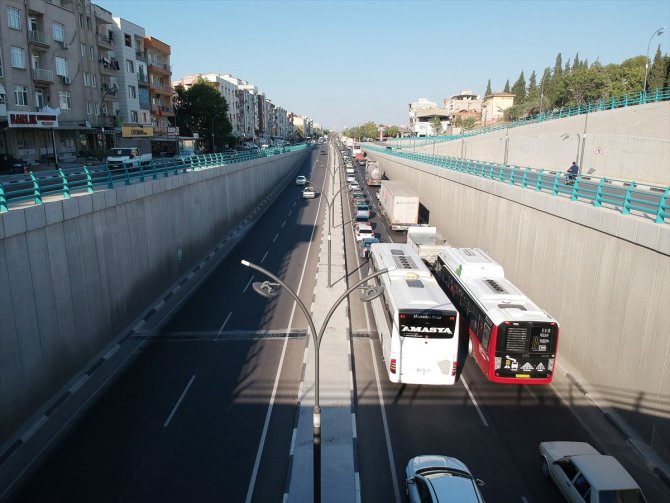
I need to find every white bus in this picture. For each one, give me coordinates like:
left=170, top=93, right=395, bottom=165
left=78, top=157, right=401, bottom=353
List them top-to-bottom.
left=368, top=243, right=460, bottom=385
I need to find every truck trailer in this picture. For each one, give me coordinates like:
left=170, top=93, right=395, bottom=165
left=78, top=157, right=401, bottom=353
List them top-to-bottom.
left=365, top=161, right=383, bottom=186
left=378, top=180, right=419, bottom=231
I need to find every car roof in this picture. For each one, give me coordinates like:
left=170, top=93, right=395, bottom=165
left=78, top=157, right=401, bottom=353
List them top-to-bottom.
left=357, top=223, right=372, bottom=231
left=571, top=455, right=641, bottom=490
left=424, top=472, right=482, bottom=503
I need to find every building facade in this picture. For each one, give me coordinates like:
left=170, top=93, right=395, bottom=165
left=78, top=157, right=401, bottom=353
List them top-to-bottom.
left=145, top=36, right=172, bottom=135
left=481, top=92, right=515, bottom=125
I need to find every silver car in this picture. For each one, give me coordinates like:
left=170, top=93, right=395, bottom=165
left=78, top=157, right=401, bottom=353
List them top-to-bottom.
left=405, top=455, right=485, bottom=503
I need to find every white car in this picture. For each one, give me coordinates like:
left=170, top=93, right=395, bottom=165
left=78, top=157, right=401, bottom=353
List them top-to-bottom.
left=296, top=175, right=307, bottom=186
left=346, top=175, right=356, bottom=183
left=349, top=181, right=361, bottom=191
left=302, top=186, right=316, bottom=199
left=355, top=223, right=374, bottom=241
left=539, top=441, right=647, bottom=503
left=405, top=455, right=485, bottom=503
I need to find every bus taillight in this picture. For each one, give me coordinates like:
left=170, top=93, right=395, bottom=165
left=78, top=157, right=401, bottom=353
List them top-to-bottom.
left=495, top=357, right=502, bottom=369
left=390, top=358, right=397, bottom=374
left=548, top=358, right=554, bottom=371
left=451, top=361, right=457, bottom=376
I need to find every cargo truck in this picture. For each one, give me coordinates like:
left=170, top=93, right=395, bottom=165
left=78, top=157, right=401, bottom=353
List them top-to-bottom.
left=365, top=161, right=383, bottom=186
left=378, top=180, right=419, bottom=231
left=406, top=226, right=448, bottom=265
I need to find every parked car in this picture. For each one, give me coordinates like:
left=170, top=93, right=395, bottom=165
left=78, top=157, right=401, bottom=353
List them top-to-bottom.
left=296, top=175, right=307, bottom=186
left=346, top=175, right=356, bottom=183
left=349, top=181, right=361, bottom=191
left=302, top=186, right=316, bottom=199
left=355, top=203, right=371, bottom=219
left=355, top=223, right=374, bottom=241
left=359, top=237, right=380, bottom=258
left=539, top=441, right=647, bottom=503
left=405, top=455, right=485, bottom=503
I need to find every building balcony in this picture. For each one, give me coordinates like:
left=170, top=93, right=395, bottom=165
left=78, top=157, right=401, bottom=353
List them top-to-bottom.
left=28, top=30, right=50, bottom=50
left=96, top=32, right=114, bottom=49
left=135, top=51, right=147, bottom=62
left=99, top=58, right=120, bottom=75
left=148, top=63, right=171, bottom=76
left=32, top=67, right=54, bottom=84
left=137, top=73, right=150, bottom=87
left=149, top=82, right=172, bottom=95
left=151, top=105, right=174, bottom=117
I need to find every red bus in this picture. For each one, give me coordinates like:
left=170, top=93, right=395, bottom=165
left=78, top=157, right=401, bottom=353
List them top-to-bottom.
left=433, top=248, right=559, bottom=384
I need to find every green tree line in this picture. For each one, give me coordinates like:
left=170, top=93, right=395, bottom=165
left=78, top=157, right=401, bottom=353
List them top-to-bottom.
left=492, top=48, right=670, bottom=120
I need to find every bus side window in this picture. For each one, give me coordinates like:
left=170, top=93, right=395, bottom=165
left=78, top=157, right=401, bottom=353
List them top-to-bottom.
left=482, top=319, right=493, bottom=350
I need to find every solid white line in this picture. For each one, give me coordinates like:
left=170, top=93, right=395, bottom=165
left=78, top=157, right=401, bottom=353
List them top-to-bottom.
left=245, top=168, right=325, bottom=503
left=282, top=220, right=286, bottom=228
left=273, top=233, right=279, bottom=243
left=261, top=250, right=268, bottom=263
left=243, top=275, right=255, bottom=293
left=217, top=312, right=232, bottom=336
left=369, top=339, right=401, bottom=503
left=163, top=374, right=196, bottom=428
left=461, top=376, right=489, bottom=427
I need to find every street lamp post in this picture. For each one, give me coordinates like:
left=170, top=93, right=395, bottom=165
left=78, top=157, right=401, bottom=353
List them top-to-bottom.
left=643, top=27, right=665, bottom=99
left=324, top=183, right=350, bottom=287
left=241, top=259, right=387, bottom=503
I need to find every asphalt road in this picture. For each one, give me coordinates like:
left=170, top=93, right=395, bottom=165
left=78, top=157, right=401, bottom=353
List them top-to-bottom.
left=8, top=143, right=669, bottom=503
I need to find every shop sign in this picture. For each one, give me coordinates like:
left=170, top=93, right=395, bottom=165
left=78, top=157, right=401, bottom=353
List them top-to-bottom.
left=8, top=111, right=59, bottom=128
left=121, top=124, right=154, bottom=137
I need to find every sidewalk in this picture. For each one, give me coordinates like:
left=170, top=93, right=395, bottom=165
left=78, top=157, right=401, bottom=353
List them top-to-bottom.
left=287, top=150, right=359, bottom=502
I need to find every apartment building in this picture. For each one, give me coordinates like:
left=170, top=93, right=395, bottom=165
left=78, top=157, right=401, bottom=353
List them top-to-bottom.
left=0, top=0, right=121, bottom=162
left=111, top=17, right=150, bottom=125
left=145, top=36, right=172, bottom=135
left=443, top=90, right=482, bottom=119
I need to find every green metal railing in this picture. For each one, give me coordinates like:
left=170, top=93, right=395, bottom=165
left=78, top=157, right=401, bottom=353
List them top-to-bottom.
left=389, top=87, right=670, bottom=148
left=0, top=145, right=309, bottom=213
left=364, top=145, right=669, bottom=224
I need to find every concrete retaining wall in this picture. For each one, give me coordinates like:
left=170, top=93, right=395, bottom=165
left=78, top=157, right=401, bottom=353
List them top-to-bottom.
left=411, top=102, right=670, bottom=186
left=0, top=150, right=307, bottom=444
left=368, top=150, right=670, bottom=463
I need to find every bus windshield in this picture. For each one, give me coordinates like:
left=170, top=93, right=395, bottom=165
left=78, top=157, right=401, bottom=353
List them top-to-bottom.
left=398, top=310, right=457, bottom=339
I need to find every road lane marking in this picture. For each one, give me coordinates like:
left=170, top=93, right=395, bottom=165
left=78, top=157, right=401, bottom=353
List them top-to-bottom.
left=245, top=159, right=324, bottom=503
left=282, top=220, right=286, bottom=228
left=273, top=233, right=279, bottom=243
left=261, top=250, right=268, bottom=263
left=243, top=275, right=255, bottom=293
left=217, top=312, right=232, bottom=338
left=369, top=339, right=401, bottom=503
left=163, top=374, right=196, bottom=428
left=461, top=376, right=489, bottom=427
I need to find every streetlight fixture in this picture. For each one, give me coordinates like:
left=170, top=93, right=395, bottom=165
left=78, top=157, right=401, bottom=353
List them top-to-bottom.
left=643, top=27, right=665, bottom=99
left=241, top=259, right=387, bottom=503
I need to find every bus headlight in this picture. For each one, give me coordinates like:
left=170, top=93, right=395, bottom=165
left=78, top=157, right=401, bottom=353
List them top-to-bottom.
left=495, top=357, right=502, bottom=370
left=547, top=358, right=554, bottom=372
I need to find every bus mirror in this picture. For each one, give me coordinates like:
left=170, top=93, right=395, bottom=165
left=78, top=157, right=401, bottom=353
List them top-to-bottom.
left=476, top=479, right=485, bottom=487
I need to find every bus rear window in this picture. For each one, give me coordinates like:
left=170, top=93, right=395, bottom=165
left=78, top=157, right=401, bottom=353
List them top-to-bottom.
left=398, top=310, right=457, bottom=339
left=500, top=323, right=557, bottom=352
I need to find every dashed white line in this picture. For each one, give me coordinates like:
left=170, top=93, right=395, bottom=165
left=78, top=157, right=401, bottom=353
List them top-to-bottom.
left=281, top=220, right=286, bottom=228
left=273, top=233, right=279, bottom=243
left=261, top=250, right=268, bottom=263
left=243, top=275, right=255, bottom=293
left=217, top=312, right=232, bottom=336
left=163, top=374, right=196, bottom=428
left=461, top=376, right=489, bottom=426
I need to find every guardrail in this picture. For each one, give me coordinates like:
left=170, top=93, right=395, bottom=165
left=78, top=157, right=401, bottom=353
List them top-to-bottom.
left=389, top=87, right=670, bottom=148
left=0, top=145, right=309, bottom=213
left=365, top=145, right=669, bottom=224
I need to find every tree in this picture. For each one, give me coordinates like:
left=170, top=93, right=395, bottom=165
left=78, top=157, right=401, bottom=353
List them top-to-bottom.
left=648, top=45, right=670, bottom=91
left=572, top=52, right=580, bottom=71
left=552, top=53, right=563, bottom=82
left=527, top=70, right=538, bottom=102
left=511, top=71, right=526, bottom=103
left=173, top=78, right=231, bottom=153
left=485, top=79, right=492, bottom=96
left=503, top=79, right=510, bottom=93
left=430, top=116, right=442, bottom=135
left=454, top=116, right=477, bottom=130
left=385, top=126, right=400, bottom=138
left=295, top=127, right=304, bottom=140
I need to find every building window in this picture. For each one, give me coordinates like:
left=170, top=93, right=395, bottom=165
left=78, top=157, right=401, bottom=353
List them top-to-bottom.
left=7, top=7, right=21, bottom=30
left=79, top=14, right=84, bottom=28
left=86, top=17, right=91, bottom=30
left=52, top=22, right=64, bottom=42
left=124, top=34, right=132, bottom=47
left=81, top=43, right=86, bottom=57
left=88, top=45, right=94, bottom=60
left=10, top=47, right=25, bottom=69
left=0, top=52, right=4, bottom=77
left=55, top=57, right=68, bottom=77
left=126, top=59, right=134, bottom=73
left=84, top=73, right=91, bottom=87
left=91, top=74, right=96, bottom=88
left=0, top=84, right=7, bottom=104
left=128, top=85, right=136, bottom=99
left=15, top=86, right=28, bottom=106
left=35, top=89, right=45, bottom=109
left=59, top=91, right=71, bottom=109
left=87, top=101, right=93, bottom=115
left=130, top=110, right=138, bottom=122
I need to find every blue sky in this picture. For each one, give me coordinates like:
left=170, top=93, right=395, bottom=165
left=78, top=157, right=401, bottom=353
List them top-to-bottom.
left=103, top=0, right=669, bottom=130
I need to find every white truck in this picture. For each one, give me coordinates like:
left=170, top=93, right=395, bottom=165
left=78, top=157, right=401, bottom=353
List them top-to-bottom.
left=107, top=147, right=152, bottom=170
left=365, top=161, right=383, bottom=186
left=378, top=180, right=419, bottom=231
left=406, top=226, right=448, bottom=265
